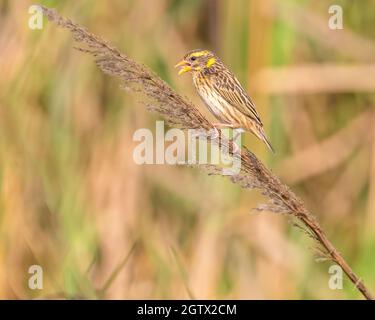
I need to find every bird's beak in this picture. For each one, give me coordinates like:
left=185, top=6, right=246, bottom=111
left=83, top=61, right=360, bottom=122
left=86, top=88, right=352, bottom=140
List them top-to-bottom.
left=175, top=60, right=191, bottom=75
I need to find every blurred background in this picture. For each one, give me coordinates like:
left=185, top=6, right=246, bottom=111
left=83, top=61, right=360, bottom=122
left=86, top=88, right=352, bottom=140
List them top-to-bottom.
left=0, top=0, right=375, bottom=299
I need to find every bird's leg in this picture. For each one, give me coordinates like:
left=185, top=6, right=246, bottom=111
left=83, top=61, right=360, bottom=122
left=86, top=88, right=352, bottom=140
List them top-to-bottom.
left=207, top=123, right=233, bottom=142
left=208, top=123, right=230, bottom=149
left=212, top=123, right=243, bottom=155
left=212, top=123, right=233, bottom=142
left=213, top=123, right=243, bottom=140
left=209, top=126, right=221, bottom=140
left=190, top=127, right=222, bottom=145
left=231, top=130, right=243, bottom=155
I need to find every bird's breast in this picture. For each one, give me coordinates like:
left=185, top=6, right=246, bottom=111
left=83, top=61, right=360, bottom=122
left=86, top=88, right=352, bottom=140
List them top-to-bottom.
left=193, top=74, right=229, bottom=121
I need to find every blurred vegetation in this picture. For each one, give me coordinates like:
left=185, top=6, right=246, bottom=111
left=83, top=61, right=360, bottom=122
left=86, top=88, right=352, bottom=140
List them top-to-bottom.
left=0, top=0, right=375, bottom=299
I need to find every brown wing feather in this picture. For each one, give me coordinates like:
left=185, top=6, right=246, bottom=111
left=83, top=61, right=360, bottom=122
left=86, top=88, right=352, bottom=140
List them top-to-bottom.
left=211, top=70, right=263, bottom=126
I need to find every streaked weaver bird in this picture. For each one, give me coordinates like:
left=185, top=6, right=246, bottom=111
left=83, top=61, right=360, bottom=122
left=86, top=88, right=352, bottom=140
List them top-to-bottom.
left=175, top=49, right=274, bottom=153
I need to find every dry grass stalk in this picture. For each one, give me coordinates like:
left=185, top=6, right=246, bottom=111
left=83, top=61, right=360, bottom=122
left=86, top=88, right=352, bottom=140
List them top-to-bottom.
left=41, top=6, right=373, bottom=300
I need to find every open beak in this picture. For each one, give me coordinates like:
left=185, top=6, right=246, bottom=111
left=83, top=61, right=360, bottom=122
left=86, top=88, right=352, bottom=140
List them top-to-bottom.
left=175, top=60, right=192, bottom=75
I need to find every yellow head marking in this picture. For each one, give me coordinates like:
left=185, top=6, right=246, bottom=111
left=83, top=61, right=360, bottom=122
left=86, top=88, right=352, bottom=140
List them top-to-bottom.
left=190, top=50, right=210, bottom=58
left=206, top=57, right=216, bottom=68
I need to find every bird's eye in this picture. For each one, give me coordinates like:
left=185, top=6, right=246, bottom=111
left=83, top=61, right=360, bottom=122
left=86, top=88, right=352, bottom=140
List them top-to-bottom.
left=190, top=56, right=197, bottom=61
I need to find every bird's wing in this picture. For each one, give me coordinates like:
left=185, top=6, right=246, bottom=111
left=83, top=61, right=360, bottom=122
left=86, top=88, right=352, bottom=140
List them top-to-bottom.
left=212, top=73, right=263, bottom=126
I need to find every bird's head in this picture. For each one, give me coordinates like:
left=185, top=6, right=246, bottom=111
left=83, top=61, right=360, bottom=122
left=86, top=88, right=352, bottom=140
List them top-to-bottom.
left=175, top=49, right=217, bottom=75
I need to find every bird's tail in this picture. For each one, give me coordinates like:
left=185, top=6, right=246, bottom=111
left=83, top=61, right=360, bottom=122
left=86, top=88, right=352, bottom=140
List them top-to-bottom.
left=255, top=125, right=275, bottom=154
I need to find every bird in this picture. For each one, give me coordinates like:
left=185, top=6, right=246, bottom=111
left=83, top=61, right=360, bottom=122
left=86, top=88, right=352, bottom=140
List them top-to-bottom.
left=175, top=49, right=274, bottom=153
